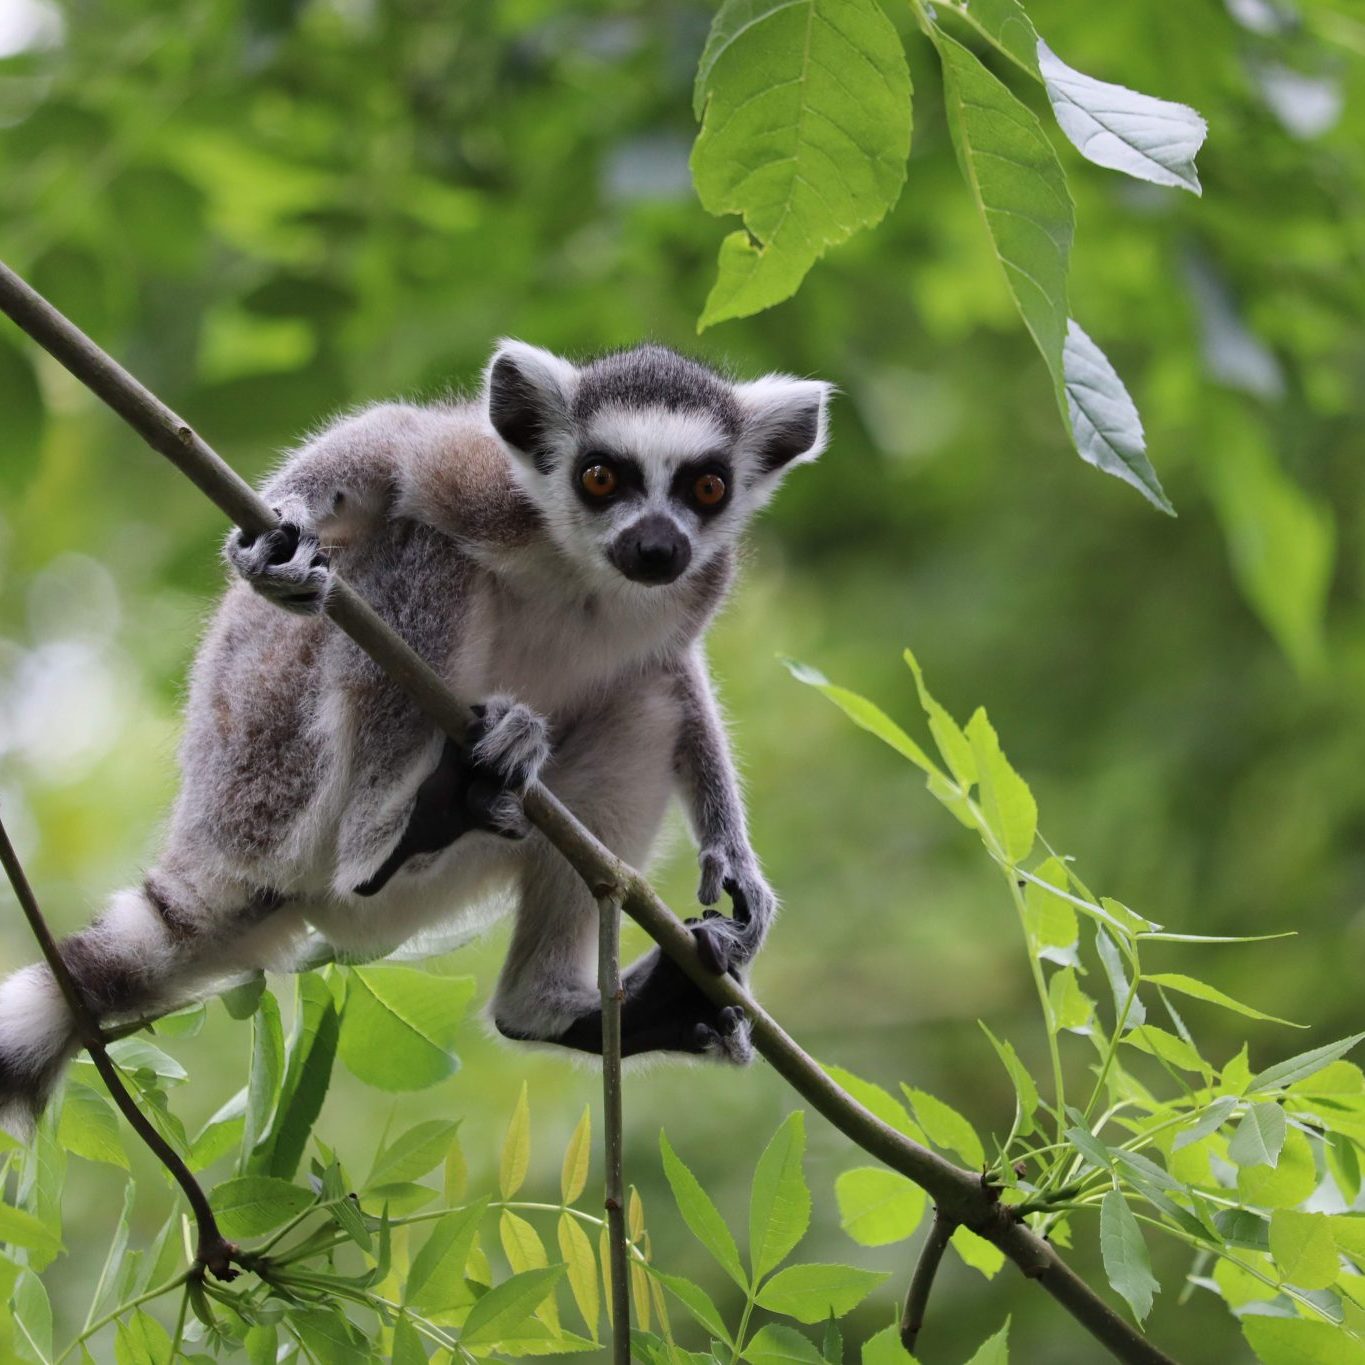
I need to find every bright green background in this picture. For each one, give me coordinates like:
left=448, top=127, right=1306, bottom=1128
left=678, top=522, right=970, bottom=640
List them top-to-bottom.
left=0, top=0, right=1362, bottom=1360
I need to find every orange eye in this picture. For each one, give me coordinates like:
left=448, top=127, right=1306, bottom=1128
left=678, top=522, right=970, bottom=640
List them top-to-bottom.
left=581, top=463, right=618, bottom=498
left=693, top=472, right=727, bottom=507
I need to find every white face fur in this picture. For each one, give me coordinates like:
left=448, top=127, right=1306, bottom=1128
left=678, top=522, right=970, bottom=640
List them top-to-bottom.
left=483, top=340, right=832, bottom=593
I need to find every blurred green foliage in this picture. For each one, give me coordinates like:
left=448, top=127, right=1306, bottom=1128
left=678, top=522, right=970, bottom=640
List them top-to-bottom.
left=1, top=0, right=1364, bottom=1360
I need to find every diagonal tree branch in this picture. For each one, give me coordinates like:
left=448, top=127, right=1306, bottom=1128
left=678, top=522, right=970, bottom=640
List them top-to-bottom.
left=0, top=258, right=1178, bottom=1365
left=0, top=815, right=238, bottom=1280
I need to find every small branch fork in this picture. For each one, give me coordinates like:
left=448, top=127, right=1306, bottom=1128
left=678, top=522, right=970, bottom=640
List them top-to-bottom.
left=0, top=259, right=1179, bottom=1365
left=0, top=816, right=238, bottom=1281
left=901, top=1206, right=955, bottom=1353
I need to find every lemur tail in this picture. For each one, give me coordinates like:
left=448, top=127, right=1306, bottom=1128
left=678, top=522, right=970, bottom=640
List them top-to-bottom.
left=0, top=876, right=292, bottom=1140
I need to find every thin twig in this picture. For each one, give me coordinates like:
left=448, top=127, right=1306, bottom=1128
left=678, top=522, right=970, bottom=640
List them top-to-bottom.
left=0, top=258, right=1179, bottom=1365
left=0, top=814, right=238, bottom=1280
left=597, top=894, right=630, bottom=1360
left=901, top=1207, right=955, bottom=1353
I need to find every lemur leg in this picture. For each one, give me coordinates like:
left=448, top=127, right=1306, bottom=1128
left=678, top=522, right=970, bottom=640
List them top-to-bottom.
left=491, top=686, right=752, bottom=1064
left=0, top=860, right=308, bottom=1137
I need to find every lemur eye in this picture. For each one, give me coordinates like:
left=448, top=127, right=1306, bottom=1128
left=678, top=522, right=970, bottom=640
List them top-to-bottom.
left=581, top=463, right=618, bottom=498
left=693, top=472, right=727, bottom=508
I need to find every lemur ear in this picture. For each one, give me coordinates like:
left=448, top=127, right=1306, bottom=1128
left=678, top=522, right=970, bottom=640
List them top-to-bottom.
left=485, top=340, right=580, bottom=474
left=735, top=375, right=833, bottom=479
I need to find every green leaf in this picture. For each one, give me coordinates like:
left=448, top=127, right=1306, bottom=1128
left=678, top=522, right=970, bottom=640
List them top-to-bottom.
left=691, top=0, right=912, bottom=326
left=929, top=26, right=1169, bottom=512
left=1036, top=41, right=1206, bottom=193
left=1062, top=321, right=1173, bottom=515
left=903, top=647, right=976, bottom=790
left=784, top=661, right=937, bottom=775
left=964, top=709, right=1036, bottom=862
left=1021, top=859, right=1079, bottom=962
left=1094, top=928, right=1145, bottom=1028
left=337, top=967, right=474, bottom=1091
left=1046, top=967, right=1095, bottom=1036
left=261, top=972, right=340, bottom=1179
left=221, top=973, right=267, bottom=1020
left=1144, top=974, right=1303, bottom=1027
left=241, top=988, right=284, bottom=1172
left=979, top=1023, right=1040, bottom=1136
left=1122, top=1025, right=1209, bottom=1078
left=1248, top=1033, right=1365, bottom=1094
left=106, top=1038, right=187, bottom=1083
left=822, top=1065, right=925, bottom=1141
left=58, top=1082, right=128, bottom=1169
left=501, top=1082, right=531, bottom=1199
left=902, top=1087, right=985, bottom=1169
left=1172, top=1096, right=1238, bottom=1151
left=1228, top=1102, right=1287, bottom=1168
left=561, top=1105, right=591, bottom=1205
left=749, top=1112, right=811, bottom=1279
left=369, top=1119, right=460, bottom=1190
left=1064, top=1126, right=1112, bottom=1174
left=1237, top=1128, right=1317, bottom=1209
left=660, top=1131, right=746, bottom=1287
left=834, top=1167, right=924, bottom=1246
left=209, top=1175, right=313, bottom=1238
left=1099, top=1189, right=1159, bottom=1323
left=405, top=1200, right=487, bottom=1312
left=0, top=1204, right=62, bottom=1261
left=500, top=1209, right=550, bottom=1274
left=1269, top=1210, right=1339, bottom=1290
left=557, top=1212, right=599, bottom=1340
left=951, top=1226, right=1005, bottom=1279
left=755, top=1262, right=888, bottom=1322
left=460, top=1266, right=566, bottom=1346
left=12, top=1269, right=51, bottom=1365
left=651, top=1270, right=732, bottom=1347
left=290, top=1306, right=366, bottom=1365
left=114, top=1309, right=172, bottom=1365
left=391, top=1315, right=426, bottom=1365
left=1243, top=1318, right=1365, bottom=1365
left=962, top=1319, right=1010, bottom=1365
left=742, top=1322, right=827, bottom=1365
left=244, top=1324, right=278, bottom=1365
left=860, top=1324, right=916, bottom=1364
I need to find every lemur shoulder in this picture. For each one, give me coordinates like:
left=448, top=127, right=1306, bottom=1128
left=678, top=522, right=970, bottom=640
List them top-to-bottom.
left=0, top=340, right=832, bottom=1134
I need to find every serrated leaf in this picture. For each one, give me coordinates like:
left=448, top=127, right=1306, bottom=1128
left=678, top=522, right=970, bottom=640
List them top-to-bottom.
left=691, top=0, right=912, bottom=326
left=1037, top=41, right=1206, bottom=193
left=903, top=647, right=976, bottom=789
left=964, top=708, right=1035, bottom=862
left=337, top=967, right=474, bottom=1092
left=979, top=1023, right=1040, bottom=1136
left=1122, top=1025, right=1210, bottom=1078
left=1248, top=1033, right=1365, bottom=1094
left=501, top=1082, right=531, bottom=1199
left=902, top=1087, right=985, bottom=1169
left=1172, top=1096, right=1238, bottom=1151
left=1228, top=1102, right=1287, bottom=1168
left=561, top=1106, right=591, bottom=1205
left=749, top=1112, right=811, bottom=1279
left=369, top=1120, right=460, bottom=1190
left=1065, top=1126, right=1112, bottom=1173
left=1237, top=1127, right=1316, bottom=1209
left=660, top=1131, right=746, bottom=1287
left=834, top=1167, right=924, bottom=1246
left=209, top=1176, right=313, bottom=1238
left=1099, top=1189, right=1159, bottom=1323
left=406, top=1200, right=486, bottom=1312
left=1269, top=1210, right=1338, bottom=1290
left=557, top=1213, right=599, bottom=1340
left=755, top=1262, right=888, bottom=1322
left=461, top=1266, right=565, bottom=1346
left=114, top=1308, right=171, bottom=1365
left=962, top=1319, right=1010, bottom=1365
left=743, top=1322, right=827, bottom=1364
left=861, top=1324, right=917, bottom=1364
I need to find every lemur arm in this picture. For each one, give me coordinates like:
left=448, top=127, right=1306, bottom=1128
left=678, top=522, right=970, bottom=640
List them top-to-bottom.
left=670, top=647, right=778, bottom=964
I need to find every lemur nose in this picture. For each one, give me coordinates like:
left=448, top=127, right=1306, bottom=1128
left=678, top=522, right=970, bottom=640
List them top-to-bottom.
left=614, top=514, right=692, bottom=585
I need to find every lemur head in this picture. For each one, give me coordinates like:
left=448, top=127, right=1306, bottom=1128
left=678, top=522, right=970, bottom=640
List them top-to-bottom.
left=484, top=341, right=831, bottom=589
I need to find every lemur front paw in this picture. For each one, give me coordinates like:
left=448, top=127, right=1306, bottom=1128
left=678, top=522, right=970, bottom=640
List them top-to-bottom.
left=227, top=519, right=332, bottom=615
left=459, top=697, right=551, bottom=840
left=696, top=844, right=776, bottom=971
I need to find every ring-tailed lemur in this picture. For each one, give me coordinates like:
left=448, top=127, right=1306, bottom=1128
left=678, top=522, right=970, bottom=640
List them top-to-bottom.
left=0, top=341, right=831, bottom=1136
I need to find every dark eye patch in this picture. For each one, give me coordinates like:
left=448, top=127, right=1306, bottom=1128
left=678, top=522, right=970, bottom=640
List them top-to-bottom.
left=573, top=450, right=644, bottom=509
left=671, top=455, right=734, bottom=516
